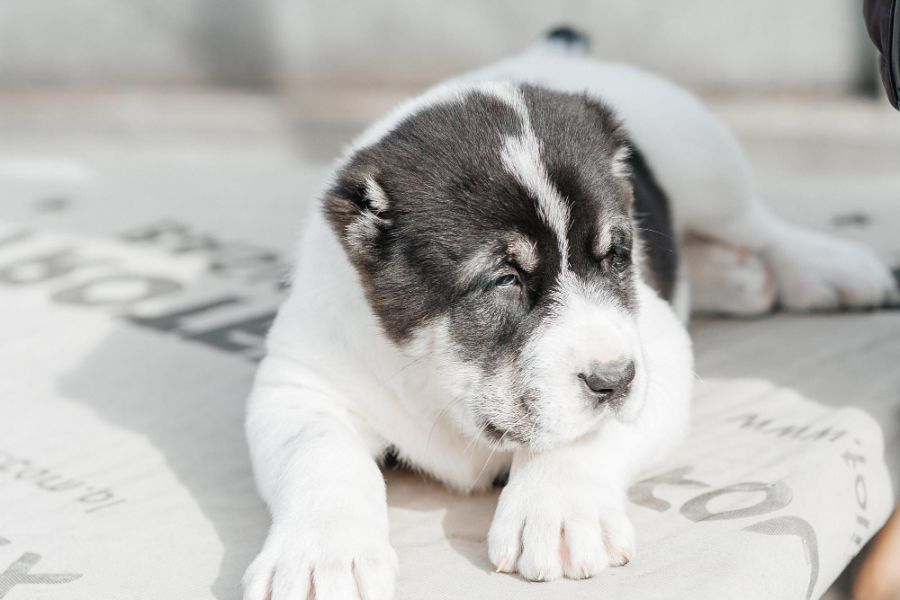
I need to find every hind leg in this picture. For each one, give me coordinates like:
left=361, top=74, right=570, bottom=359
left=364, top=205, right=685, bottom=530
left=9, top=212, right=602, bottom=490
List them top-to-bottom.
left=672, top=133, right=896, bottom=312
left=689, top=197, right=897, bottom=311
left=758, top=218, right=896, bottom=310
left=683, top=235, right=776, bottom=316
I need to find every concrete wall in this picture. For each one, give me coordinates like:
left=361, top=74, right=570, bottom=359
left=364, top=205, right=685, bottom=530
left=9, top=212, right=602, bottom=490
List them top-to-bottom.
left=0, top=0, right=273, bottom=87
left=278, top=0, right=871, bottom=95
left=0, top=1, right=874, bottom=94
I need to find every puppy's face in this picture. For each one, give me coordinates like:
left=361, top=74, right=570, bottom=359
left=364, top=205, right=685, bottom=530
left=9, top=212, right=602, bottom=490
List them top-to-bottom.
left=326, top=83, right=646, bottom=451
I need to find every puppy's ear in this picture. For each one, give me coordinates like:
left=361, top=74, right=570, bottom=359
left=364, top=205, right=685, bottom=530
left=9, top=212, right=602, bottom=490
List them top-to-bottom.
left=580, top=95, right=633, bottom=182
left=610, top=144, right=632, bottom=180
left=324, top=169, right=392, bottom=264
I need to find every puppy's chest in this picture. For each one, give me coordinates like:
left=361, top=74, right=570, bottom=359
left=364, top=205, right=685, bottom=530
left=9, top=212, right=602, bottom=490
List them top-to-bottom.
left=380, top=404, right=512, bottom=493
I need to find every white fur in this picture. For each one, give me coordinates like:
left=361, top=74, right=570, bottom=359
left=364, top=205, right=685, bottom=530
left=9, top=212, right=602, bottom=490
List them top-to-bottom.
left=244, top=38, right=896, bottom=600
left=495, top=85, right=573, bottom=268
left=501, top=132, right=572, bottom=265
left=610, top=145, right=632, bottom=179
left=364, top=176, right=390, bottom=212
left=683, top=235, right=776, bottom=316
left=521, top=271, right=648, bottom=444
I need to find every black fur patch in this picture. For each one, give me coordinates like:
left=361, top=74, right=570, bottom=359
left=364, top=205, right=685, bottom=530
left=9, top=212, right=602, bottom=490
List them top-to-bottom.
left=545, top=26, right=590, bottom=49
left=324, top=85, right=676, bottom=367
left=325, top=91, right=527, bottom=348
left=628, top=147, right=677, bottom=301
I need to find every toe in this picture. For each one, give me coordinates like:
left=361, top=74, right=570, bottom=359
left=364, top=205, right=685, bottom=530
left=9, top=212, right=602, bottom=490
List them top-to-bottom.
left=839, top=276, right=885, bottom=308
left=779, top=278, right=841, bottom=311
left=601, top=511, right=636, bottom=567
left=488, top=514, right=524, bottom=573
left=517, top=517, right=564, bottom=581
left=560, top=518, right=608, bottom=579
left=242, top=551, right=277, bottom=600
left=353, top=554, right=397, bottom=600
left=271, top=561, right=311, bottom=600
left=313, top=562, right=358, bottom=600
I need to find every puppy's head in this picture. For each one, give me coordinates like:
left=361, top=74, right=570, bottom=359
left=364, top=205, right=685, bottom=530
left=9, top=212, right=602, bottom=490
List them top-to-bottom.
left=325, top=83, right=646, bottom=451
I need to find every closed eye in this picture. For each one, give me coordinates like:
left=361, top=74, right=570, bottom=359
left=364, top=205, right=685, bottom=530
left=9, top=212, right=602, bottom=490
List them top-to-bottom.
left=610, top=243, right=631, bottom=259
left=604, top=244, right=631, bottom=272
left=494, top=273, right=521, bottom=287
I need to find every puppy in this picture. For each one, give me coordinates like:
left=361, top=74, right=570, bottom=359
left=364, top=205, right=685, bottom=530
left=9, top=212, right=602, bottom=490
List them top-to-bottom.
left=243, top=28, right=897, bottom=599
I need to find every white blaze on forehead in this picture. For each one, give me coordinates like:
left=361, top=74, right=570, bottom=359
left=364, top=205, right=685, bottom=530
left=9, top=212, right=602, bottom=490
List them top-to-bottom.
left=345, top=79, right=577, bottom=274
left=350, top=79, right=573, bottom=272
left=489, top=85, right=572, bottom=272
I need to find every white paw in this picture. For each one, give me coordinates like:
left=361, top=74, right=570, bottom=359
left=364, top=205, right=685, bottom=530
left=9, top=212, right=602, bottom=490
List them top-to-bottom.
left=764, top=229, right=897, bottom=311
left=684, top=237, right=776, bottom=316
left=488, top=477, right=634, bottom=581
left=243, top=520, right=397, bottom=600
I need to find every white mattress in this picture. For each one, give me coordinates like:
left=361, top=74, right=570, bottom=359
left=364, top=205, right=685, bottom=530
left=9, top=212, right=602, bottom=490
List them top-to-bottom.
left=0, top=119, right=895, bottom=599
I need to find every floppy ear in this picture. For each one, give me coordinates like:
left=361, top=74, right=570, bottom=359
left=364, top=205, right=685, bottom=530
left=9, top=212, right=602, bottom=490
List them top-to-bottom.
left=579, top=94, right=634, bottom=184
left=610, top=143, right=636, bottom=209
left=610, top=144, right=632, bottom=180
left=324, top=169, right=392, bottom=264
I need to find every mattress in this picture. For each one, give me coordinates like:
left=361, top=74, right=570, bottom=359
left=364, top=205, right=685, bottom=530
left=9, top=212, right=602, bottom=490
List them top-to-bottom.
left=0, top=100, right=896, bottom=599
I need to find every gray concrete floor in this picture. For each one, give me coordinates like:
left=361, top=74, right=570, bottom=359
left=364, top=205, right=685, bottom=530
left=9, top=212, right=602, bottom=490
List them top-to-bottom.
left=1, top=88, right=898, bottom=600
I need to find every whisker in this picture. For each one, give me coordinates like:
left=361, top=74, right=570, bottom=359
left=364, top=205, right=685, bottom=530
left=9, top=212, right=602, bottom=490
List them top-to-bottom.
left=634, top=225, right=675, bottom=240
left=424, top=395, right=467, bottom=458
left=474, top=412, right=529, bottom=484
left=464, top=421, right=489, bottom=455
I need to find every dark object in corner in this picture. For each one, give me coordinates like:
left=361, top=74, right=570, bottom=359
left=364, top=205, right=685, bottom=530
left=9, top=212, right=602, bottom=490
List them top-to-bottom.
left=864, top=0, right=900, bottom=109
left=886, top=268, right=900, bottom=309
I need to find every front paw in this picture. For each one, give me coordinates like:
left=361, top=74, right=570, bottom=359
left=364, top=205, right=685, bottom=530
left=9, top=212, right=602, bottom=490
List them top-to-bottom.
left=488, top=478, right=635, bottom=582
left=243, top=519, right=397, bottom=600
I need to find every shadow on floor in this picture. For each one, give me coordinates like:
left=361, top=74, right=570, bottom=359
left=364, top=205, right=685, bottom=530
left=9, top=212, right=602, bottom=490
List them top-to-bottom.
left=58, top=323, right=270, bottom=600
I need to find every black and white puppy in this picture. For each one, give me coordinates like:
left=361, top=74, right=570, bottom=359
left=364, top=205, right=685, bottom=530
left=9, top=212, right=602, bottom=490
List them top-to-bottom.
left=243, top=29, right=897, bottom=600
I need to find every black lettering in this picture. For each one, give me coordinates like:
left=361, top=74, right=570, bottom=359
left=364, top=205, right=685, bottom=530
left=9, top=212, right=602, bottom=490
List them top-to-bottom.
left=120, top=219, right=218, bottom=254
left=0, top=249, right=103, bottom=285
left=53, top=274, right=181, bottom=306
left=127, top=296, right=243, bottom=332
left=188, top=312, right=275, bottom=358
left=728, top=414, right=773, bottom=431
left=628, top=466, right=709, bottom=512
left=855, top=474, right=868, bottom=510
left=35, top=475, right=83, bottom=493
left=681, top=481, right=792, bottom=522
left=745, top=516, right=819, bottom=599
left=0, top=553, right=81, bottom=598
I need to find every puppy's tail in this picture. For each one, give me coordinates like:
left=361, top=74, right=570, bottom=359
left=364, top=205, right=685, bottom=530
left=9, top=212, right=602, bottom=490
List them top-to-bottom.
left=534, top=25, right=591, bottom=56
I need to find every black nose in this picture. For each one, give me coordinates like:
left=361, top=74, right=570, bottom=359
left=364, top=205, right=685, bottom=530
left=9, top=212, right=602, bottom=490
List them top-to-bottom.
left=578, top=360, right=636, bottom=404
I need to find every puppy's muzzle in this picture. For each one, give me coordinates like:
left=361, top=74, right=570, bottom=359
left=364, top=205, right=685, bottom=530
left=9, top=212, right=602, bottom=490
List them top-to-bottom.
left=578, top=359, right=636, bottom=407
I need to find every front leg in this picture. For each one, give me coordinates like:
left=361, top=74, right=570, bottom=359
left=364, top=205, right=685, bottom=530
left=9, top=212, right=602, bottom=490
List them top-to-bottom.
left=488, top=283, right=692, bottom=582
left=243, top=358, right=396, bottom=600
left=488, top=433, right=636, bottom=581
